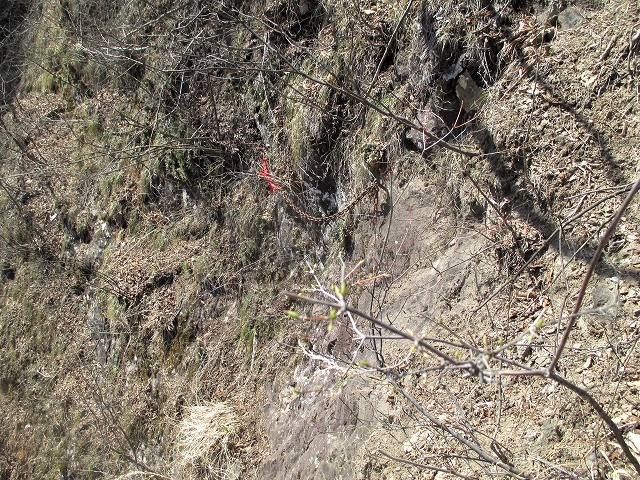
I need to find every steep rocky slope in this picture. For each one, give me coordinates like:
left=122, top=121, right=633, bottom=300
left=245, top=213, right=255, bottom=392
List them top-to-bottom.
left=1, top=0, right=639, bottom=478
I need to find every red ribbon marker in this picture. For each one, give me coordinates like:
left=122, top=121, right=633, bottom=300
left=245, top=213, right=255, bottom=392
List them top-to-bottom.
left=259, top=156, right=281, bottom=194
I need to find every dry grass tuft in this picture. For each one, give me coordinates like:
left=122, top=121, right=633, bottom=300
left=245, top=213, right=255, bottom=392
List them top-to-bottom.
left=172, top=401, right=239, bottom=479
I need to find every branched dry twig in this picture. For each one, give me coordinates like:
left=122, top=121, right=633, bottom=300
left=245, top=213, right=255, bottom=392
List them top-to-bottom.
left=231, top=8, right=478, bottom=158
left=549, top=175, right=640, bottom=372
left=287, top=177, right=640, bottom=477
left=377, top=449, right=479, bottom=479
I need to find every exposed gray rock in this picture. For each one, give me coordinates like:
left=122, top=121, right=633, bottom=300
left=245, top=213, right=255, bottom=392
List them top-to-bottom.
left=558, top=7, right=585, bottom=30
left=456, top=71, right=485, bottom=112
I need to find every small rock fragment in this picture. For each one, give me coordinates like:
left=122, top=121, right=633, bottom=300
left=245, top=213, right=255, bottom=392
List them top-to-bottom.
left=558, top=7, right=585, bottom=30
left=456, top=71, right=485, bottom=111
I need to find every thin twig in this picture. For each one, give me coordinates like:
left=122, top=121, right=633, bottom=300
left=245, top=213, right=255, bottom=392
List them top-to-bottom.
left=364, top=0, right=414, bottom=97
left=233, top=11, right=478, bottom=157
left=549, top=175, right=640, bottom=373
left=472, top=185, right=634, bottom=314
left=285, top=292, right=461, bottom=365
left=545, top=370, right=640, bottom=476
left=387, top=376, right=531, bottom=478
left=377, top=449, right=479, bottom=480
left=529, top=456, right=581, bottom=480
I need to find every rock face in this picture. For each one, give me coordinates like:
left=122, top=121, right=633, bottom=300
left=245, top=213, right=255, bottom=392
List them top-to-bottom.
left=261, top=366, right=368, bottom=480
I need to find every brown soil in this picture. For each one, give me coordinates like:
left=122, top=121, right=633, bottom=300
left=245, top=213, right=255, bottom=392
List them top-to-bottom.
left=1, top=0, right=639, bottom=479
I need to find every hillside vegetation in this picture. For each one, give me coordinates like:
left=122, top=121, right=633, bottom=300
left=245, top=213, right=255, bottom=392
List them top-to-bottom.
left=1, top=0, right=640, bottom=478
